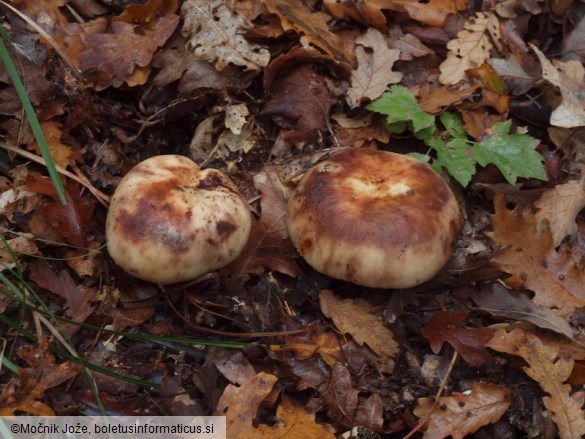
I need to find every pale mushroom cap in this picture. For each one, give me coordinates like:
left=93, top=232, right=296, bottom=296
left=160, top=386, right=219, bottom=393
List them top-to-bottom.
left=286, top=149, right=461, bottom=288
left=106, top=155, right=251, bottom=284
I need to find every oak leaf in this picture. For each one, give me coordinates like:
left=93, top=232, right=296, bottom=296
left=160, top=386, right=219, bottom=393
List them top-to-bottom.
left=181, top=0, right=270, bottom=71
left=262, top=0, right=355, bottom=65
left=380, top=0, right=468, bottom=28
left=439, top=12, right=495, bottom=84
left=79, top=18, right=179, bottom=89
left=347, top=28, right=402, bottom=108
left=535, top=174, right=585, bottom=247
left=488, top=194, right=585, bottom=316
left=319, top=289, right=398, bottom=373
left=422, top=311, right=496, bottom=367
left=487, top=328, right=585, bottom=439
left=322, top=364, right=359, bottom=428
left=414, top=383, right=512, bottom=439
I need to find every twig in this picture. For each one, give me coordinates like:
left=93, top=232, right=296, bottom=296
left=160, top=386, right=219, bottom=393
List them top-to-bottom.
left=1, top=143, right=110, bottom=206
left=403, top=351, right=459, bottom=439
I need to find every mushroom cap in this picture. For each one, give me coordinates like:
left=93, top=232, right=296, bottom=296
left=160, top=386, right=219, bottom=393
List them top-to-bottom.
left=286, top=149, right=461, bottom=288
left=106, top=155, right=251, bottom=284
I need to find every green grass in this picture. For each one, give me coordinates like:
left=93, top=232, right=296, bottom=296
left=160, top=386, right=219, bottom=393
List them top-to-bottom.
left=0, top=26, right=67, bottom=205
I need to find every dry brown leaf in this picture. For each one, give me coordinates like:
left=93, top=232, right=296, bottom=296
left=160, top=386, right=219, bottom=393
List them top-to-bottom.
left=181, top=0, right=270, bottom=71
left=262, top=0, right=355, bottom=65
left=439, top=12, right=495, bottom=85
left=79, top=18, right=179, bottom=89
left=347, top=28, right=402, bottom=108
left=532, top=44, right=585, bottom=128
left=29, top=121, right=79, bottom=168
left=535, top=174, right=585, bottom=247
left=488, top=194, right=585, bottom=316
left=0, top=235, right=38, bottom=271
left=319, top=289, right=398, bottom=373
left=487, top=328, right=585, bottom=439
left=0, top=338, right=82, bottom=415
left=323, top=364, right=359, bottom=428
left=215, top=372, right=334, bottom=438
left=414, top=383, right=512, bottom=439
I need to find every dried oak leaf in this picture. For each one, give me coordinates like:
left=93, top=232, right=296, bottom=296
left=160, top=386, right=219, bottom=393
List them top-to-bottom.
left=181, top=0, right=270, bottom=72
left=262, top=0, right=355, bottom=65
left=376, top=0, right=468, bottom=28
left=439, top=12, right=495, bottom=85
left=78, top=15, right=179, bottom=89
left=347, top=28, right=402, bottom=108
left=532, top=44, right=585, bottom=128
left=261, top=64, right=331, bottom=148
left=29, top=120, right=81, bottom=168
left=225, top=167, right=299, bottom=278
left=535, top=173, right=585, bottom=247
left=488, top=194, right=585, bottom=316
left=0, top=235, right=38, bottom=271
left=29, top=261, right=96, bottom=332
left=471, top=283, right=573, bottom=339
left=319, top=289, right=398, bottom=373
left=421, top=311, right=496, bottom=368
left=487, top=328, right=585, bottom=439
left=286, top=329, right=344, bottom=368
left=0, top=337, right=82, bottom=415
left=323, top=364, right=359, bottom=428
left=414, top=383, right=512, bottom=439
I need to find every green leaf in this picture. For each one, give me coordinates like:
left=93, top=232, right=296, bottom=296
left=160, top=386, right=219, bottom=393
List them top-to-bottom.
left=367, top=85, right=435, bottom=132
left=440, top=112, right=466, bottom=140
left=473, top=121, right=547, bottom=185
left=434, top=138, right=476, bottom=187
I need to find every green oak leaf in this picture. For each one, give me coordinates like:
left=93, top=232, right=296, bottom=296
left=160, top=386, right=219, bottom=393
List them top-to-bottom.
left=473, top=121, right=547, bottom=184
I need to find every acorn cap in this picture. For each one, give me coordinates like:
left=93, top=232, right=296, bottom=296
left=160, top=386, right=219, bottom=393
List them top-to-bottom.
left=286, top=149, right=461, bottom=288
left=106, top=155, right=251, bottom=284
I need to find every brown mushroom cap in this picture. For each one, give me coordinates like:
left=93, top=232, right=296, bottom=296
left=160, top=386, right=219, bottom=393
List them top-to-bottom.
left=286, top=149, right=461, bottom=288
left=106, top=155, right=251, bottom=284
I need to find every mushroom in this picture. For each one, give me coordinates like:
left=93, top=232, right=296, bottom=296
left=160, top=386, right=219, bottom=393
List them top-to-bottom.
left=286, top=149, right=461, bottom=288
left=106, top=155, right=251, bottom=284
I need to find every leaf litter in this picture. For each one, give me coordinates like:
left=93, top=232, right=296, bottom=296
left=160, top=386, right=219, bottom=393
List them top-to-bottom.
left=0, top=0, right=584, bottom=437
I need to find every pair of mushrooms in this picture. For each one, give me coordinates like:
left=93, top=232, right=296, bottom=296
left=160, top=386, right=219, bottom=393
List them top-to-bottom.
left=106, top=149, right=461, bottom=288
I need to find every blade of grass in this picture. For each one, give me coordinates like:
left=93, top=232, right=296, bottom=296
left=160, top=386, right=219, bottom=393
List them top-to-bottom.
left=0, top=28, right=67, bottom=205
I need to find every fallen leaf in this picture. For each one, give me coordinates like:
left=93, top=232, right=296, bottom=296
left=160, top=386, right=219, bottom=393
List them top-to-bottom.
left=181, top=0, right=270, bottom=71
left=262, top=0, right=355, bottom=65
left=79, top=2, right=179, bottom=89
left=439, top=12, right=495, bottom=85
left=347, top=28, right=402, bottom=108
left=532, top=44, right=585, bottom=128
left=261, top=63, right=332, bottom=148
left=419, top=84, right=480, bottom=114
left=29, top=120, right=79, bottom=168
left=226, top=167, right=300, bottom=278
left=535, top=174, right=585, bottom=247
left=488, top=194, right=585, bottom=316
left=0, top=235, right=38, bottom=271
left=29, top=261, right=96, bottom=332
left=471, top=283, right=574, bottom=339
left=319, top=289, right=398, bottom=373
left=421, top=311, right=496, bottom=367
left=487, top=328, right=585, bottom=439
left=286, top=330, right=344, bottom=368
left=0, top=337, right=81, bottom=415
left=322, top=364, right=359, bottom=428
left=414, top=383, right=512, bottom=439
left=353, top=393, right=384, bottom=431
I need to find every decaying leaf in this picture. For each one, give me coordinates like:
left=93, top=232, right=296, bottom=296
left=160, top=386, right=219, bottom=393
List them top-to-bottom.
left=181, top=0, right=270, bottom=71
left=262, top=0, right=355, bottom=65
left=439, top=12, right=495, bottom=84
left=347, top=28, right=402, bottom=108
left=532, top=44, right=585, bottom=128
left=261, top=64, right=332, bottom=148
left=226, top=167, right=300, bottom=278
left=535, top=174, right=585, bottom=247
left=488, top=194, right=585, bottom=316
left=0, top=234, right=38, bottom=271
left=471, top=283, right=574, bottom=339
left=319, top=289, right=398, bottom=373
left=421, top=311, right=496, bottom=367
left=488, top=328, right=585, bottom=439
left=0, top=338, right=82, bottom=415
left=323, top=364, right=359, bottom=428
left=414, top=383, right=512, bottom=439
